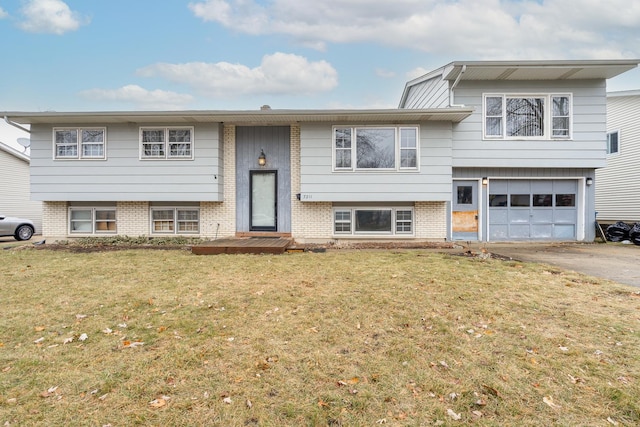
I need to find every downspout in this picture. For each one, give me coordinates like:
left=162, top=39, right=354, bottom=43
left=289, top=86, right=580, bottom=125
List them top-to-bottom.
left=449, top=65, right=466, bottom=107
left=4, top=116, right=31, bottom=134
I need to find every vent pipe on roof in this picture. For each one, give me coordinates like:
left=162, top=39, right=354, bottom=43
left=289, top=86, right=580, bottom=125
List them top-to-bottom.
left=449, top=65, right=466, bottom=107
left=260, top=105, right=271, bottom=110
left=4, top=116, right=31, bottom=134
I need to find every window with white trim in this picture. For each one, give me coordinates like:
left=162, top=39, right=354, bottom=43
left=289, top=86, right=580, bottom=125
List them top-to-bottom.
left=483, top=94, right=571, bottom=140
left=333, top=126, right=418, bottom=171
left=140, top=127, right=194, bottom=160
left=54, top=128, right=106, bottom=159
left=607, top=130, right=619, bottom=154
left=69, top=207, right=116, bottom=234
left=151, top=207, right=200, bottom=234
left=333, top=207, right=413, bottom=235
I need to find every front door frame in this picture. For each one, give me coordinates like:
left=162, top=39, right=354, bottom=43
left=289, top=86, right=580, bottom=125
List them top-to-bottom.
left=249, top=169, right=278, bottom=232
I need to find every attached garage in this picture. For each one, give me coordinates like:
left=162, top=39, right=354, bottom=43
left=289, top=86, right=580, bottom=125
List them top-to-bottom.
left=488, top=179, right=579, bottom=241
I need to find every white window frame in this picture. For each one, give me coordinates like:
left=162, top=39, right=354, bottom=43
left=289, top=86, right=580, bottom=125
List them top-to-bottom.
left=482, top=94, right=572, bottom=140
left=332, top=126, right=419, bottom=172
left=140, top=127, right=194, bottom=160
left=54, top=128, right=107, bottom=160
left=607, top=130, right=620, bottom=155
left=68, top=207, right=117, bottom=234
left=150, top=207, right=200, bottom=235
left=333, top=207, right=414, bottom=236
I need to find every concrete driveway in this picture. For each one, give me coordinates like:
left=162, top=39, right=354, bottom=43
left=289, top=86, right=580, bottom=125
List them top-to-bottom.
left=474, top=242, right=640, bottom=288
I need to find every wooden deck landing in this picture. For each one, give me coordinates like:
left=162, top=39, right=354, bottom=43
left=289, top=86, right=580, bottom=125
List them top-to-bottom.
left=191, top=238, right=293, bottom=255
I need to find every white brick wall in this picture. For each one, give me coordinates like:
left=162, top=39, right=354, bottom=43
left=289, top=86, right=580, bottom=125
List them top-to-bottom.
left=42, top=201, right=67, bottom=240
left=414, top=201, right=447, bottom=239
left=116, top=202, right=148, bottom=236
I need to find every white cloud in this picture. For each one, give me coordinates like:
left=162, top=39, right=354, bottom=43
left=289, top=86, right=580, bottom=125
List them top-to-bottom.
left=18, top=0, right=89, bottom=35
left=188, top=0, right=640, bottom=58
left=0, top=7, right=8, bottom=19
left=136, top=52, right=338, bottom=97
left=406, top=67, right=431, bottom=80
left=376, top=69, right=396, bottom=78
left=79, top=85, right=195, bottom=110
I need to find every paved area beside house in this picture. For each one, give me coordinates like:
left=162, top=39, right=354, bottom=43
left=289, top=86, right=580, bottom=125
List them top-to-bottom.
left=464, top=242, right=640, bottom=288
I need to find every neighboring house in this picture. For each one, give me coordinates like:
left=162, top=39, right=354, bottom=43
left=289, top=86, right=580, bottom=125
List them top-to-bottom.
left=2, top=60, right=638, bottom=243
left=595, top=90, right=640, bottom=225
left=0, top=141, right=42, bottom=234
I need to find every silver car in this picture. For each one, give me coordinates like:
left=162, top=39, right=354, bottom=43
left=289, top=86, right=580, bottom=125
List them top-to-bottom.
left=0, top=214, right=35, bottom=241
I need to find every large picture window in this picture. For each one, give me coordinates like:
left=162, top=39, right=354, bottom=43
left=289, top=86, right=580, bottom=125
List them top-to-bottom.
left=484, top=94, right=571, bottom=140
left=333, top=126, right=418, bottom=171
left=140, top=127, right=194, bottom=160
left=54, top=128, right=106, bottom=159
left=69, top=207, right=116, bottom=234
left=151, top=207, right=200, bottom=234
left=333, top=207, right=413, bottom=236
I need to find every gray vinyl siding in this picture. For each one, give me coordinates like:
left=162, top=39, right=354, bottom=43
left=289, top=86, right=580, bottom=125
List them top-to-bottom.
left=401, top=77, right=450, bottom=109
left=451, top=80, right=607, bottom=169
left=595, top=94, right=640, bottom=222
left=299, top=122, right=453, bottom=202
left=29, top=123, right=222, bottom=202
left=235, top=126, right=291, bottom=233
left=0, top=147, right=42, bottom=233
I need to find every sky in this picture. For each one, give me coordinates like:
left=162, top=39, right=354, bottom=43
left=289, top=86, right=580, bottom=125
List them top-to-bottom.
left=1, top=0, right=640, bottom=152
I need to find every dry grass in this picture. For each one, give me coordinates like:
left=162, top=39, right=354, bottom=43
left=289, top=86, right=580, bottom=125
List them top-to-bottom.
left=1, top=247, right=639, bottom=426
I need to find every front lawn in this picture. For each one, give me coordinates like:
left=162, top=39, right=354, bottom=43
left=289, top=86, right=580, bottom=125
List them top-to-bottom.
left=1, top=247, right=639, bottom=426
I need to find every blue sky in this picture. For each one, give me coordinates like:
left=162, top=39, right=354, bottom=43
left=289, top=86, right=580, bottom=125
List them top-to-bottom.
left=1, top=0, right=640, bottom=149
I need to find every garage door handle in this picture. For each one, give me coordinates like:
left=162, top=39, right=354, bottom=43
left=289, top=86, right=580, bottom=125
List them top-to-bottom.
left=475, top=215, right=478, bottom=220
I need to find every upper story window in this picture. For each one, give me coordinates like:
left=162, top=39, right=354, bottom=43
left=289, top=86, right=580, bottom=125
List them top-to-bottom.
left=483, top=94, right=572, bottom=140
left=333, top=126, right=418, bottom=171
left=140, top=127, right=194, bottom=160
left=54, top=128, right=106, bottom=159
left=607, top=130, right=619, bottom=154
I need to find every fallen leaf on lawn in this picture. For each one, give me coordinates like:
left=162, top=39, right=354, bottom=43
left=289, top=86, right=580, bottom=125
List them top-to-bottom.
left=76, top=314, right=87, bottom=320
left=34, top=326, right=45, bottom=332
left=157, top=326, right=167, bottom=333
left=102, top=328, right=113, bottom=334
left=79, top=333, right=88, bottom=341
left=33, top=337, right=45, bottom=344
left=63, top=337, right=73, bottom=344
left=122, top=340, right=144, bottom=348
left=559, top=346, right=569, bottom=352
left=439, top=361, right=449, bottom=369
left=2, top=366, right=11, bottom=373
left=482, top=384, right=501, bottom=398
left=40, top=386, right=59, bottom=398
left=98, top=393, right=108, bottom=401
left=543, top=396, right=561, bottom=409
left=149, top=397, right=167, bottom=408
left=222, top=397, right=233, bottom=404
left=246, top=399, right=252, bottom=409
left=318, top=399, right=329, bottom=408
left=447, top=408, right=462, bottom=420
left=472, top=410, right=483, bottom=418
left=607, top=416, right=619, bottom=425
left=375, top=419, right=386, bottom=424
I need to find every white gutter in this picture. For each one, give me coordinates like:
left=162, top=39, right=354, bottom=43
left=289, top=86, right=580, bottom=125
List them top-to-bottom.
left=449, top=65, right=466, bottom=107
left=4, top=116, right=31, bottom=133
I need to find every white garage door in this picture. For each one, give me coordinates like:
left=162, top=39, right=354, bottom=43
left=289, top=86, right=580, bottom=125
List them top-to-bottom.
left=489, top=180, right=578, bottom=241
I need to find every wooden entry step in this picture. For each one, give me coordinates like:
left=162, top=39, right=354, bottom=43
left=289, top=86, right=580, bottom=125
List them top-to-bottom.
left=191, top=237, right=293, bottom=255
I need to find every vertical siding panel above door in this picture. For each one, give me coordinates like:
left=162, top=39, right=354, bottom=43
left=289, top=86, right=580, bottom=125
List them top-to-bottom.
left=235, top=126, right=291, bottom=233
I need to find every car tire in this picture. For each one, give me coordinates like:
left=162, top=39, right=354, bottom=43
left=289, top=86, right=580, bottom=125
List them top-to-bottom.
left=15, top=225, right=34, bottom=241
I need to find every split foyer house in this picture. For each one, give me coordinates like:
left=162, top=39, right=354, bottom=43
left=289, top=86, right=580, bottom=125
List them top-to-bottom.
left=3, top=60, right=637, bottom=243
left=595, top=90, right=640, bottom=225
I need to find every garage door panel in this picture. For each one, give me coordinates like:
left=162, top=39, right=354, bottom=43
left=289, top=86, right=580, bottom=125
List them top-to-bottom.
left=490, top=209, right=508, bottom=224
left=510, top=209, right=531, bottom=223
left=532, top=209, right=553, bottom=223
left=555, top=210, right=577, bottom=223
left=510, top=224, right=531, bottom=238
left=531, top=224, right=553, bottom=238
left=554, top=224, right=576, bottom=238
left=490, top=225, right=509, bottom=240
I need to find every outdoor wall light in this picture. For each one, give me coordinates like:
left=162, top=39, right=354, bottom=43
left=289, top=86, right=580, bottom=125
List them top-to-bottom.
left=258, top=149, right=266, bottom=166
left=482, top=177, right=488, bottom=185
left=586, top=177, right=593, bottom=186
